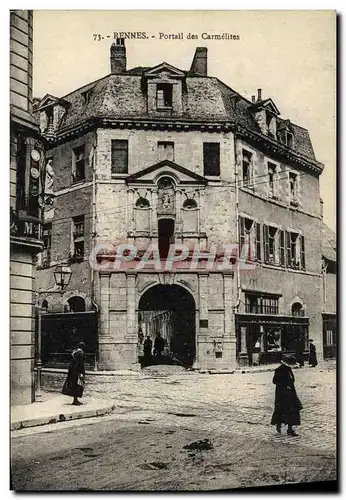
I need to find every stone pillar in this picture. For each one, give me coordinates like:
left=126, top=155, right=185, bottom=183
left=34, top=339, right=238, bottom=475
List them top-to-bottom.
left=127, top=188, right=135, bottom=244
left=175, top=188, right=183, bottom=242
left=151, top=189, right=158, bottom=237
left=199, top=189, right=205, bottom=234
left=10, top=249, right=35, bottom=405
left=222, top=271, right=236, bottom=368
left=98, top=272, right=112, bottom=369
left=126, top=272, right=140, bottom=369
left=196, top=272, right=209, bottom=369
left=126, top=273, right=136, bottom=340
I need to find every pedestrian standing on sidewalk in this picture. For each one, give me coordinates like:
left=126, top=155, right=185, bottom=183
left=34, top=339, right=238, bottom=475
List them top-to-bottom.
left=308, top=339, right=318, bottom=367
left=62, top=341, right=86, bottom=406
left=271, top=354, right=303, bottom=437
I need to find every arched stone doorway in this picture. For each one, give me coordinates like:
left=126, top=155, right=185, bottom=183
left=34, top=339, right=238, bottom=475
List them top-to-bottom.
left=138, top=284, right=196, bottom=367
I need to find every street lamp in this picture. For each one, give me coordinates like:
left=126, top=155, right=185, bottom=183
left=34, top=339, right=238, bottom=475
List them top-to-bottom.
left=36, top=264, right=72, bottom=402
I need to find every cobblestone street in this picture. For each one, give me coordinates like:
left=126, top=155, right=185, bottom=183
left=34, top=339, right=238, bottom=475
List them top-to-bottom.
left=11, top=362, right=336, bottom=491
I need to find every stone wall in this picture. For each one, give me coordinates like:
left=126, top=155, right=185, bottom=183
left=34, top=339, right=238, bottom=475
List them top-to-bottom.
left=10, top=249, right=35, bottom=405
left=97, top=270, right=237, bottom=371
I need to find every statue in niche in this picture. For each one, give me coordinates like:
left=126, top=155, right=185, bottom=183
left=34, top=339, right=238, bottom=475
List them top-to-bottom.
left=43, top=158, right=56, bottom=207
left=44, top=159, right=54, bottom=195
left=157, top=177, right=175, bottom=215
left=162, top=190, right=171, bottom=209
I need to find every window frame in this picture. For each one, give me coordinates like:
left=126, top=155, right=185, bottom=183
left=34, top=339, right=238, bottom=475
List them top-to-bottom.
left=156, top=83, right=173, bottom=109
left=111, top=139, right=129, bottom=175
left=158, top=141, right=174, bottom=162
left=203, top=142, right=220, bottom=177
left=72, top=145, right=85, bottom=184
left=241, top=149, right=253, bottom=188
left=267, top=160, right=278, bottom=199
left=288, top=170, right=299, bottom=206
left=72, top=215, right=85, bottom=261
left=239, top=216, right=261, bottom=262
left=286, top=230, right=305, bottom=270
left=245, top=292, right=279, bottom=315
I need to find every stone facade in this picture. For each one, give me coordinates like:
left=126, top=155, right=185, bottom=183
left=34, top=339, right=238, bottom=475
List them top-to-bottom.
left=10, top=10, right=45, bottom=404
left=35, top=42, right=331, bottom=371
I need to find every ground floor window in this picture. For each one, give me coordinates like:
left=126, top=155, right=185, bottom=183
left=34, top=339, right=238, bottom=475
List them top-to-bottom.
left=236, top=314, right=309, bottom=366
left=323, top=314, right=336, bottom=359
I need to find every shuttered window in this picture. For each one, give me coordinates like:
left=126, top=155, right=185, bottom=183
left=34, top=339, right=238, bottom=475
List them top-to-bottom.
left=111, top=140, right=128, bottom=174
left=239, top=216, right=245, bottom=257
left=256, top=223, right=261, bottom=261
left=263, top=225, right=269, bottom=263
left=279, top=230, right=285, bottom=266
left=286, top=230, right=291, bottom=267
left=300, top=235, right=305, bottom=270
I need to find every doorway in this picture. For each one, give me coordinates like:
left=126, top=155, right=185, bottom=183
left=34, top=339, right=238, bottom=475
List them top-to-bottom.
left=158, top=218, right=174, bottom=260
left=138, top=284, right=196, bottom=367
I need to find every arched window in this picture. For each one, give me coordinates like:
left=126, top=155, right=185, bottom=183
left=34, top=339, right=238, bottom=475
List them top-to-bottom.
left=135, top=197, right=150, bottom=209
left=183, top=198, right=197, bottom=210
left=68, top=296, right=85, bottom=313
left=41, top=299, right=48, bottom=311
left=292, top=302, right=304, bottom=317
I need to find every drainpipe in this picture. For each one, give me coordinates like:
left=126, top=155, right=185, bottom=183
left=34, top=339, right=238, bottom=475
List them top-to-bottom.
left=90, top=130, right=97, bottom=306
left=233, top=131, right=241, bottom=314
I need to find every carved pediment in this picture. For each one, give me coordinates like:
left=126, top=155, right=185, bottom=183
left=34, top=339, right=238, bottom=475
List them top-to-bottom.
left=144, top=63, right=185, bottom=80
left=37, top=93, right=70, bottom=111
left=252, top=98, right=280, bottom=116
left=278, top=119, right=293, bottom=132
left=126, top=160, right=207, bottom=186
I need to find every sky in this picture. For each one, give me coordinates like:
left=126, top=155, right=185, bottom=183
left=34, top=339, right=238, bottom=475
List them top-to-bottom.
left=32, top=10, right=336, bottom=231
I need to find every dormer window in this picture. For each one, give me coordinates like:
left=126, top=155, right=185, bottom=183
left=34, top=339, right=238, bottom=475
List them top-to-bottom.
left=157, top=83, right=173, bottom=108
left=81, top=90, right=92, bottom=105
left=46, top=109, right=54, bottom=133
left=266, top=114, right=276, bottom=139
left=285, top=131, right=294, bottom=148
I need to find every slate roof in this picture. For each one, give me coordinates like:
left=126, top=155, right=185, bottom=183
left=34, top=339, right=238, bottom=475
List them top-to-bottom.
left=39, top=61, right=318, bottom=161
left=321, top=222, right=337, bottom=262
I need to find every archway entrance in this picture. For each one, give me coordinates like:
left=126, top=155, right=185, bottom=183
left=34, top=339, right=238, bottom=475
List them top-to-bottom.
left=138, top=284, right=196, bottom=367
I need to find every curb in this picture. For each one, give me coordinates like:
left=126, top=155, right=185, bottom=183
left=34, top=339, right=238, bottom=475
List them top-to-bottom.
left=11, top=403, right=115, bottom=431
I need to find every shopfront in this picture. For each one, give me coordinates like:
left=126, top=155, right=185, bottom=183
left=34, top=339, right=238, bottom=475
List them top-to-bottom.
left=322, top=313, right=336, bottom=359
left=235, top=314, right=309, bottom=366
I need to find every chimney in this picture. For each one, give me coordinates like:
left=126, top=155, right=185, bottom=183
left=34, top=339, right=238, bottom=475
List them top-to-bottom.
left=110, top=38, right=126, bottom=74
left=190, top=47, right=207, bottom=76
left=257, top=88, right=262, bottom=102
left=251, top=95, right=256, bottom=103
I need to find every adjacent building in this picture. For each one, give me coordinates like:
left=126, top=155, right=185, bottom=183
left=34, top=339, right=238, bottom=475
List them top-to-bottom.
left=10, top=10, right=45, bottom=404
left=35, top=40, right=334, bottom=371
left=321, top=220, right=337, bottom=359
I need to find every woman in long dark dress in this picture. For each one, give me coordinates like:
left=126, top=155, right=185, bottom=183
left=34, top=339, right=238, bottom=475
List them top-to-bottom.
left=62, top=342, right=86, bottom=405
left=271, top=354, right=303, bottom=436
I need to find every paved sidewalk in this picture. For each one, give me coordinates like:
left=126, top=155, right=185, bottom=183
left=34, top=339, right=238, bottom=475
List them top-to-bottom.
left=11, top=393, right=115, bottom=431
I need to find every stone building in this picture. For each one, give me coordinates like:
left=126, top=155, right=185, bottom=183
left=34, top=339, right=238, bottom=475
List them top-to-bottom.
left=10, top=10, right=45, bottom=404
left=35, top=40, right=331, bottom=371
left=321, top=220, right=337, bottom=359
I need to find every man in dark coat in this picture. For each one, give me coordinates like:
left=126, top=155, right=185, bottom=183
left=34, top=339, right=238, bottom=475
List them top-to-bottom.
left=154, top=333, right=165, bottom=356
left=143, top=335, right=153, bottom=358
left=308, top=339, right=318, bottom=367
left=62, top=342, right=86, bottom=405
left=271, top=354, right=303, bottom=436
